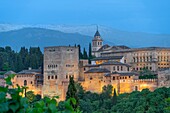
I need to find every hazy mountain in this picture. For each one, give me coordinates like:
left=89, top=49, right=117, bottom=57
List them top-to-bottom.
left=0, top=24, right=170, bottom=49
left=0, top=28, right=93, bottom=51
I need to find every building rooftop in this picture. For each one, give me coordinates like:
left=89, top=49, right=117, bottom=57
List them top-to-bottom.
left=94, top=30, right=101, bottom=37
left=97, top=45, right=130, bottom=52
left=101, top=47, right=170, bottom=55
left=91, top=56, right=123, bottom=61
left=100, top=61, right=131, bottom=67
left=84, top=64, right=100, bottom=67
left=85, top=68, right=110, bottom=73
left=18, top=69, right=42, bottom=74
left=4, top=71, right=16, bottom=75
left=111, top=72, right=138, bottom=76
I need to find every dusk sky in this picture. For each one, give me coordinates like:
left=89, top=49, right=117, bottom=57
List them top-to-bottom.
left=0, top=0, right=170, bottom=34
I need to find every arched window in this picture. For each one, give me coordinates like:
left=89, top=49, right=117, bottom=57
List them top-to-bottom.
left=55, top=75, right=57, bottom=79
left=66, top=75, right=68, bottom=79
left=48, top=76, right=50, bottom=79
left=51, top=76, right=54, bottom=79
left=24, top=80, right=27, bottom=86
left=31, top=81, right=33, bottom=84
left=135, top=86, right=138, bottom=91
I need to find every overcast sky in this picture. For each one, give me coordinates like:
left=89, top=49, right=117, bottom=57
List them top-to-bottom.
left=0, top=0, right=170, bottom=34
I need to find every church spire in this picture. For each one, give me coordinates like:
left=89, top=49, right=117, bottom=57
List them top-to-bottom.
left=94, top=25, right=101, bottom=37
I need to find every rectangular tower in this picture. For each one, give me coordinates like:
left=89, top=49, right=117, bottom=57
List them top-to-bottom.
left=43, top=46, right=79, bottom=100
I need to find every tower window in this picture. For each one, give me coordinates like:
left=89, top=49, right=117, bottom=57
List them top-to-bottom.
left=113, top=66, right=115, bottom=71
left=117, top=66, right=119, bottom=71
left=121, top=66, right=123, bottom=71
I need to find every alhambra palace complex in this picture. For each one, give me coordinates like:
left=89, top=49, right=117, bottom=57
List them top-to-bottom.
left=1, top=30, right=170, bottom=101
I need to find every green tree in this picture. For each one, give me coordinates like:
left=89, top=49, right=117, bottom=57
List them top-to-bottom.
left=88, top=43, right=92, bottom=64
left=77, top=45, right=83, bottom=59
left=83, top=48, right=88, bottom=59
left=3, top=62, right=10, bottom=71
left=66, top=76, right=79, bottom=111
left=101, top=85, right=113, bottom=99
left=112, top=88, right=117, bottom=105
left=26, top=91, right=36, bottom=103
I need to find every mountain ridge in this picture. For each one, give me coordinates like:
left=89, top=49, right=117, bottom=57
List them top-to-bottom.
left=0, top=24, right=170, bottom=50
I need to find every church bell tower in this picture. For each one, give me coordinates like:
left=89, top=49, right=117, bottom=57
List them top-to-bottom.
left=92, top=28, right=103, bottom=56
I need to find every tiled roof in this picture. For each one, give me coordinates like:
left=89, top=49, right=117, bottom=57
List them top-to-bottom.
left=94, top=30, right=100, bottom=37
left=97, top=45, right=130, bottom=52
left=91, top=56, right=123, bottom=61
left=100, top=61, right=131, bottom=67
left=84, top=64, right=100, bottom=67
left=85, top=68, right=110, bottom=73
left=18, top=69, right=42, bottom=74
left=4, top=71, right=16, bottom=75
left=111, top=72, right=138, bottom=76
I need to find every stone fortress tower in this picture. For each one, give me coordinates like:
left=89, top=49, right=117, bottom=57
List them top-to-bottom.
left=92, top=28, right=103, bottom=57
left=42, top=46, right=79, bottom=101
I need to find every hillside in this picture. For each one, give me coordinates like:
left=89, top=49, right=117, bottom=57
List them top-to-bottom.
left=0, top=28, right=93, bottom=51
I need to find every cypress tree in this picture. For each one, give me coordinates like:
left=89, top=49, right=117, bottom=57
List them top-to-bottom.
left=88, top=43, right=92, bottom=64
left=88, top=43, right=92, bottom=58
left=77, top=45, right=83, bottom=59
left=83, top=48, right=88, bottom=59
left=66, top=76, right=79, bottom=111
left=112, top=88, right=117, bottom=105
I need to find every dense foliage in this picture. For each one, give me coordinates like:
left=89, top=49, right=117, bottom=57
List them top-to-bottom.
left=0, top=46, right=43, bottom=72
left=67, top=83, right=170, bottom=113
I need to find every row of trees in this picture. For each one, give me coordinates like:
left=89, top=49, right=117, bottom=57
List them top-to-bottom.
left=77, top=43, right=94, bottom=63
left=0, top=46, right=43, bottom=72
